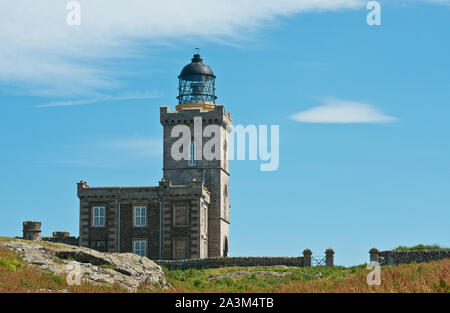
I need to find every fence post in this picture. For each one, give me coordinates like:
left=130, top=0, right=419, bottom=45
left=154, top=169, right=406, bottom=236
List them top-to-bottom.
left=325, top=248, right=334, bottom=267
left=369, top=248, right=379, bottom=262
left=303, top=249, right=312, bottom=267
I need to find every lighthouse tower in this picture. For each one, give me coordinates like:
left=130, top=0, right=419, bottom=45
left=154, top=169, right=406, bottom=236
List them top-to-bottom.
left=160, top=53, right=232, bottom=257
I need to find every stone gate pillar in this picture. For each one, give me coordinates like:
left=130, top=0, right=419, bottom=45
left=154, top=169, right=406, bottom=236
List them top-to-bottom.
left=325, top=248, right=334, bottom=267
left=303, top=249, right=312, bottom=267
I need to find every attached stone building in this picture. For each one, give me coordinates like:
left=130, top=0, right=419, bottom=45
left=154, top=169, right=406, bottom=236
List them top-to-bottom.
left=78, top=53, right=231, bottom=260
left=22, top=221, right=79, bottom=246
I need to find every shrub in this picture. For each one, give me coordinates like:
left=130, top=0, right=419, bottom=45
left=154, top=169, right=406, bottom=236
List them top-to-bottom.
left=394, top=244, right=447, bottom=251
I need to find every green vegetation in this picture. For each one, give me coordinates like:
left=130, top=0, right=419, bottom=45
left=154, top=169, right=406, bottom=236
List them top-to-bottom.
left=1, top=236, right=448, bottom=293
left=0, top=237, right=66, bottom=249
left=394, top=244, right=448, bottom=251
left=0, top=253, right=22, bottom=272
left=161, top=260, right=449, bottom=293
left=99, top=264, right=117, bottom=269
left=162, top=265, right=358, bottom=292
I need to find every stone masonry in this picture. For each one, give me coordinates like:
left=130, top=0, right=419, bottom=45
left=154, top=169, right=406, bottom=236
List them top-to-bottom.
left=160, top=105, right=232, bottom=258
left=78, top=179, right=210, bottom=260
left=23, top=221, right=42, bottom=241
left=369, top=248, right=450, bottom=266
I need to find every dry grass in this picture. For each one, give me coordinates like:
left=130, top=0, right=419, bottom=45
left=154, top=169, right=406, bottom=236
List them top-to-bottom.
left=274, top=260, right=450, bottom=293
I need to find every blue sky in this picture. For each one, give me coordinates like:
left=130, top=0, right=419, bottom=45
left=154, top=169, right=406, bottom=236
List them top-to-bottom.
left=1, top=0, right=449, bottom=266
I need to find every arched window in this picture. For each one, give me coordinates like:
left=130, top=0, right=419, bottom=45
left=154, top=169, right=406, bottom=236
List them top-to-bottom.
left=188, top=141, right=196, bottom=166
left=223, top=236, right=229, bottom=257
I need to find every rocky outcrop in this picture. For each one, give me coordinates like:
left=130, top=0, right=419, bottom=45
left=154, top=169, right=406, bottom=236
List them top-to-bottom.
left=0, top=239, right=172, bottom=292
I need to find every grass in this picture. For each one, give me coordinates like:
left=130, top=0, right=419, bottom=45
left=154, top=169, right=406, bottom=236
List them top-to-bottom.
left=0, top=237, right=67, bottom=249
left=1, top=237, right=448, bottom=293
left=394, top=244, right=448, bottom=251
left=161, top=260, right=450, bottom=293
left=162, top=265, right=354, bottom=292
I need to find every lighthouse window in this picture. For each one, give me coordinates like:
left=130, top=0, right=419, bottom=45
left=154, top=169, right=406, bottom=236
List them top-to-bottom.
left=188, top=141, right=196, bottom=166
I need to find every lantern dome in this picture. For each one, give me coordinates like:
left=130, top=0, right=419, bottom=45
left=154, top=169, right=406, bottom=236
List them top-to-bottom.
left=177, top=53, right=217, bottom=111
left=179, top=54, right=215, bottom=78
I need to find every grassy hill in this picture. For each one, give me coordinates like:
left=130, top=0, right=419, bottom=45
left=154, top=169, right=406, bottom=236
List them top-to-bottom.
left=0, top=239, right=448, bottom=293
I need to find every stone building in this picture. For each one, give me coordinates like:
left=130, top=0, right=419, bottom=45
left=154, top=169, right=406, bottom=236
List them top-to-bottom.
left=78, top=53, right=232, bottom=260
left=22, top=221, right=79, bottom=246
left=23, top=221, right=42, bottom=241
left=42, top=231, right=79, bottom=246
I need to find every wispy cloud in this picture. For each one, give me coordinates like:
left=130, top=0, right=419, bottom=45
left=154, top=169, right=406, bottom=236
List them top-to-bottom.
left=0, top=0, right=364, bottom=96
left=423, top=0, right=450, bottom=4
left=36, top=90, right=162, bottom=108
left=291, top=98, right=398, bottom=124
left=41, top=136, right=163, bottom=168
left=100, top=137, right=163, bottom=158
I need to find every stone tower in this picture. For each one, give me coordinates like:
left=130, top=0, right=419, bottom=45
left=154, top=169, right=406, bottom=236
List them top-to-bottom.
left=160, top=53, right=232, bottom=257
left=23, top=221, right=42, bottom=241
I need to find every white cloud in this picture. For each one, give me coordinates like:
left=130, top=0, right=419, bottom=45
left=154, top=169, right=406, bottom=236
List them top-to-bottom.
left=0, top=0, right=364, bottom=96
left=423, top=0, right=450, bottom=3
left=36, top=90, right=161, bottom=108
left=291, top=98, right=397, bottom=124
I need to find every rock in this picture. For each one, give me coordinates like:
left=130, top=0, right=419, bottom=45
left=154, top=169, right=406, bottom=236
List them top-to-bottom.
left=0, top=239, right=172, bottom=292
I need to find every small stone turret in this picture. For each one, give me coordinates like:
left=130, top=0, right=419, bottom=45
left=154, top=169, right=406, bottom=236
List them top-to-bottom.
left=23, top=221, right=42, bottom=241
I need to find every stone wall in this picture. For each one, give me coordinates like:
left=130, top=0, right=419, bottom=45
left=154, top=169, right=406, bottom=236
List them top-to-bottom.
left=42, top=231, right=79, bottom=246
left=369, top=248, right=450, bottom=266
left=155, top=256, right=305, bottom=270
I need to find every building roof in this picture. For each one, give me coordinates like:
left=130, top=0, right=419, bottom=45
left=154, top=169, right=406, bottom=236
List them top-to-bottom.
left=179, top=54, right=215, bottom=78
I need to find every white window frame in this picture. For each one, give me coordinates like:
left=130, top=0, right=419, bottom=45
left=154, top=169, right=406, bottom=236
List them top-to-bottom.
left=188, top=141, right=196, bottom=166
left=92, top=206, right=105, bottom=227
left=134, top=206, right=147, bottom=227
left=133, top=240, right=147, bottom=257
